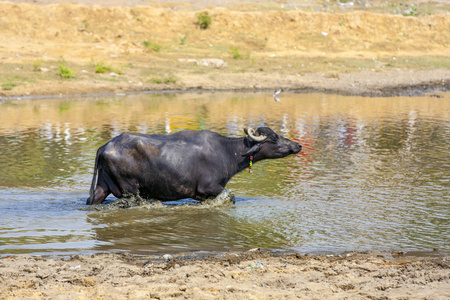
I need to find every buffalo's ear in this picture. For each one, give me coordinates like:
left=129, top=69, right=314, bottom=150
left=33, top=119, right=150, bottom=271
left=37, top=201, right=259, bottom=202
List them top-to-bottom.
left=242, top=144, right=261, bottom=157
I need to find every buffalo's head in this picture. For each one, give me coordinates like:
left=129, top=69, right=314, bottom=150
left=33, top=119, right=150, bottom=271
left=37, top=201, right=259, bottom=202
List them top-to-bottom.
left=243, top=127, right=301, bottom=160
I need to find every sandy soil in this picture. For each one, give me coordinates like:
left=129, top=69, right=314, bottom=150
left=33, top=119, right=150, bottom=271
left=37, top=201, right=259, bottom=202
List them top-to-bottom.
left=0, top=0, right=449, bottom=98
left=1, top=250, right=449, bottom=299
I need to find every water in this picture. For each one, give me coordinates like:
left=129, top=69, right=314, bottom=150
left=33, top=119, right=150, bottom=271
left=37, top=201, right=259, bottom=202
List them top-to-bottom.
left=0, top=92, right=449, bottom=256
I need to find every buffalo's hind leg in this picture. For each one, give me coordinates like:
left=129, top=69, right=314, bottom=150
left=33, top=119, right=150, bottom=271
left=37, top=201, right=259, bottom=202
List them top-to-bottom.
left=86, top=171, right=121, bottom=205
left=87, top=184, right=109, bottom=205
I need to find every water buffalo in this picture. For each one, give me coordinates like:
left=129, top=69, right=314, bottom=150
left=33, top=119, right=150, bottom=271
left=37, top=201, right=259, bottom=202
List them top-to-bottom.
left=86, top=127, right=301, bottom=205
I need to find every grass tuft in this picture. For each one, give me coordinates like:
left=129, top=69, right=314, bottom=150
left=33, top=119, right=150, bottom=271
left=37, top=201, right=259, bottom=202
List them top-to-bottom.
left=197, top=12, right=212, bottom=29
left=143, top=40, right=161, bottom=52
left=230, top=46, right=242, bottom=59
left=32, top=60, right=43, bottom=72
left=93, top=61, right=122, bottom=75
left=58, top=64, right=75, bottom=79
left=2, top=82, right=17, bottom=90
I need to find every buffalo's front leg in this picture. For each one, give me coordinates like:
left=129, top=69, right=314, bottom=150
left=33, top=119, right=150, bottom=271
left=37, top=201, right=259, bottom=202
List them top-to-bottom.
left=196, top=182, right=225, bottom=201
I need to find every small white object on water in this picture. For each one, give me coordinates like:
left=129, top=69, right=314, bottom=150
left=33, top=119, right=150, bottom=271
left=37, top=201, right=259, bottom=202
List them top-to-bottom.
left=273, top=89, right=282, bottom=102
left=163, top=254, right=173, bottom=261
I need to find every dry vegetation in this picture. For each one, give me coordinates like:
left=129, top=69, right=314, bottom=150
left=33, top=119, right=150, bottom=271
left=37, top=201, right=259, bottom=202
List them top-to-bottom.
left=0, top=0, right=449, bottom=97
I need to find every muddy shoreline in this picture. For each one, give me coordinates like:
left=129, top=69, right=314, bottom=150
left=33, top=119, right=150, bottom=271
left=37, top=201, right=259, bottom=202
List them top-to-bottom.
left=1, top=78, right=449, bottom=102
left=1, top=250, right=449, bottom=299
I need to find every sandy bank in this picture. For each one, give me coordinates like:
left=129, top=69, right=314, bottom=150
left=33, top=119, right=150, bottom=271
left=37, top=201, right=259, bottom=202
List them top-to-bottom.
left=1, top=1, right=449, bottom=98
left=1, top=250, right=449, bottom=299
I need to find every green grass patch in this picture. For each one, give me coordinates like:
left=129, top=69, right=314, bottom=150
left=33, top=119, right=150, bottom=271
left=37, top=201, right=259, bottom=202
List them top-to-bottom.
left=197, top=12, right=212, bottom=29
left=180, top=34, right=188, bottom=45
left=143, top=40, right=161, bottom=52
left=230, top=46, right=242, bottom=59
left=32, top=60, right=43, bottom=72
left=92, top=61, right=122, bottom=75
left=58, top=64, right=75, bottom=79
left=150, top=74, right=177, bottom=85
left=164, top=75, right=177, bottom=84
left=2, top=82, right=17, bottom=90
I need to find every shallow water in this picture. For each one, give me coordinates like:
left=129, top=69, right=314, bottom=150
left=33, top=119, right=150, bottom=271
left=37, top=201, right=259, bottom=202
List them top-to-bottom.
left=0, top=92, right=449, bottom=256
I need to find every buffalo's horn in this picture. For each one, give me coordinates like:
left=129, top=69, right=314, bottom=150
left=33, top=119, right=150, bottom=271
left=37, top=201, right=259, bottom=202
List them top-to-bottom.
left=244, top=127, right=267, bottom=142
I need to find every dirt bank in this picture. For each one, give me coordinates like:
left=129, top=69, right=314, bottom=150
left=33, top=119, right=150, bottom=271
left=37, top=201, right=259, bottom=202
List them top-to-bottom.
left=0, top=1, right=449, bottom=98
left=1, top=250, right=449, bottom=299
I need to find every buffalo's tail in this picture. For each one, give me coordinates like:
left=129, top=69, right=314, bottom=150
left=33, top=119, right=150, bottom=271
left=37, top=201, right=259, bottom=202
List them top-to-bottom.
left=87, top=147, right=101, bottom=204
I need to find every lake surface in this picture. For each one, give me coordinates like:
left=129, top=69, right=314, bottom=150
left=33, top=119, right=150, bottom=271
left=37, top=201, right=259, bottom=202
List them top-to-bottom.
left=0, top=91, right=449, bottom=256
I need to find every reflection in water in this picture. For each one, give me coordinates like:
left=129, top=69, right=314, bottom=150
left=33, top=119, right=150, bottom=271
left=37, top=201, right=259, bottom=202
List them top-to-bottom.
left=0, top=92, right=449, bottom=255
left=88, top=201, right=288, bottom=254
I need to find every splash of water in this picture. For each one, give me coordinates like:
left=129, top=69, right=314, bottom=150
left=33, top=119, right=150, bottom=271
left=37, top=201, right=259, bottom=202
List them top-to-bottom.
left=90, top=189, right=236, bottom=211
left=199, top=189, right=236, bottom=207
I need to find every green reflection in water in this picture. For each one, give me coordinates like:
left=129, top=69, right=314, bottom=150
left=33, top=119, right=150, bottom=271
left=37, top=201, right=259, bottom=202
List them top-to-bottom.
left=87, top=204, right=290, bottom=253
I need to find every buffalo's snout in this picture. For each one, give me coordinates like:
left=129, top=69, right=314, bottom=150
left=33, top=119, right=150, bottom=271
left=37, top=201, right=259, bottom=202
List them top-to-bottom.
left=281, top=138, right=302, bottom=156
left=292, top=143, right=302, bottom=154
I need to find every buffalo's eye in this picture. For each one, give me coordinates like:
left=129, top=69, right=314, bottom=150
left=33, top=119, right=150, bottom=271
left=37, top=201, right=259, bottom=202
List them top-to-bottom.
left=268, top=135, right=279, bottom=143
